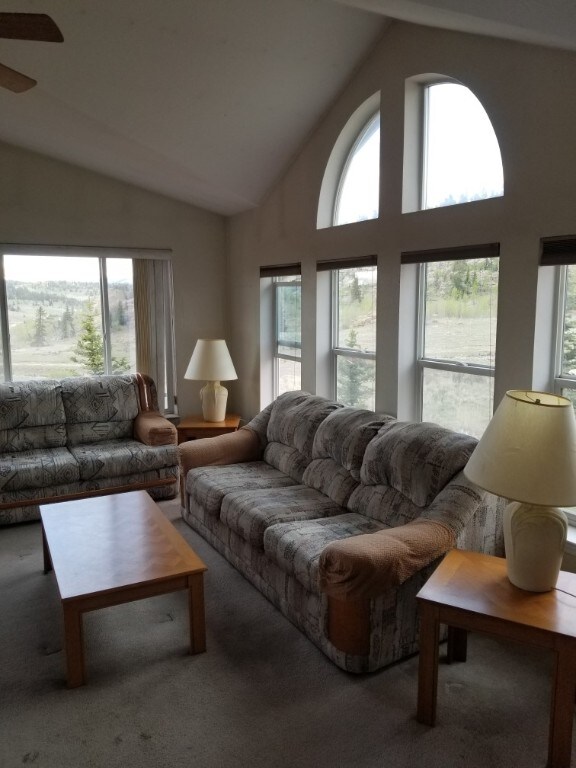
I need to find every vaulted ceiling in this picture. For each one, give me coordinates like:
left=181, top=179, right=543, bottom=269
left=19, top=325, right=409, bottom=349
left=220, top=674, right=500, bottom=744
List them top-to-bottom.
left=1, top=0, right=575, bottom=215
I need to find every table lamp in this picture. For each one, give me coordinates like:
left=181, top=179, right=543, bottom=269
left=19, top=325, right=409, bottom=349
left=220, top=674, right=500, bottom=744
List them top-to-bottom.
left=184, top=339, right=238, bottom=422
left=464, top=390, right=576, bottom=592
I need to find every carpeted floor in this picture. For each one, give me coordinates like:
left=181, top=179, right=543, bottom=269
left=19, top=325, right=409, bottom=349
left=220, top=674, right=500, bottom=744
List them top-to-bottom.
left=0, top=498, right=570, bottom=768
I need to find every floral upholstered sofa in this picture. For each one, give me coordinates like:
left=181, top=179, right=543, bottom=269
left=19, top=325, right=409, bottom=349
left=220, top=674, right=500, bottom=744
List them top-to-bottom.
left=0, top=373, right=178, bottom=525
left=179, top=391, right=504, bottom=673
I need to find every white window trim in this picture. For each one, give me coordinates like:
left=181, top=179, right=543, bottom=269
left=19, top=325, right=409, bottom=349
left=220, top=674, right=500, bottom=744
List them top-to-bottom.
left=0, top=244, right=176, bottom=414
left=416, top=261, right=496, bottom=424
left=273, top=276, right=302, bottom=398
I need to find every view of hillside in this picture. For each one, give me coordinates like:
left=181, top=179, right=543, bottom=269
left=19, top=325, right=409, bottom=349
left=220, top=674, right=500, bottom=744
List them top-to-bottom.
left=4, top=276, right=135, bottom=381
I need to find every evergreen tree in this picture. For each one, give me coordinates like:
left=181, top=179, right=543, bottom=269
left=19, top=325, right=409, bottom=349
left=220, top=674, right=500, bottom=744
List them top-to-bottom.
left=71, top=298, right=104, bottom=374
left=60, top=304, right=75, bottom=339
left=32, top=305, right=48, bottom=347
left=338, top=329, right=373, bottom=408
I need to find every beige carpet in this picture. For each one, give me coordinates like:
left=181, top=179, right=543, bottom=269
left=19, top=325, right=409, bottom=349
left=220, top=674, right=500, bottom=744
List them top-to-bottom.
left=0, top=498, right=568, bottom=768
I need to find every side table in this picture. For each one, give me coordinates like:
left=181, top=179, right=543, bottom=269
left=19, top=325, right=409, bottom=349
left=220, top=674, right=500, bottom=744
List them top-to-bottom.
left=176, top=414, right=241, bottom=444
left=417, top=548, right=576, bottom=768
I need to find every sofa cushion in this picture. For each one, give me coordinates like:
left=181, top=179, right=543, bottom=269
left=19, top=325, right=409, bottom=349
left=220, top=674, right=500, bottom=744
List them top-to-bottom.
left=61, top=375, right=139, bottom=445
left=0, top=380, right=67, bottom=451
left=263, top=391, right=342, bottom=482
left=303, top=408, right=393, bottom=504
left=359, top=420, right=478, bottom=508
left=68, top=439, right=177, bottom=481
left=0, top=446, right=79, bottom=491
left=186, top=461, right=298, bottom=516
left=220, top=485, right=345, bottom=547
left=263, top=513, right=386, bottom=594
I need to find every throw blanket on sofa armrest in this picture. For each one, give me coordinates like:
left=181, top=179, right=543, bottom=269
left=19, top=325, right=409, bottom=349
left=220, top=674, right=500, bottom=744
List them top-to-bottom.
left=134, top=411, right=177, bottom=446
left=318, top=518, right=456, bottom=600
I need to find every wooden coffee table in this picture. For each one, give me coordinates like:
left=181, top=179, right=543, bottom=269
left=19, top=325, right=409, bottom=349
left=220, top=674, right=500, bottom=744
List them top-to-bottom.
left=41, top=490, right=207, bottom=688
left=417, top=549, right=576, bottom=768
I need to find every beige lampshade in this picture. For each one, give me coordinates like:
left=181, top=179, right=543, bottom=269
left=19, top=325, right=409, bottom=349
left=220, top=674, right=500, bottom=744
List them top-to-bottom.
left=184, top=339, right=237, bottom=382
left=464, top=390, right=576, bottom=506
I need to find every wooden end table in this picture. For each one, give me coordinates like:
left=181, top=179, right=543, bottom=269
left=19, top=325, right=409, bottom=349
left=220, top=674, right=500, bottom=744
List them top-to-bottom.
left=176, top=414, right=241, bottom=444
left=41, top=490, right=207, bottom=688
left=417, top=548, right=576, bottom=768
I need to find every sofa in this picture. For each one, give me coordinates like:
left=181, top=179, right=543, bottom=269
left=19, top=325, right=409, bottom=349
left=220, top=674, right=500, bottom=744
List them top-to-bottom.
left=0, top=373, right=178, bottom=526
left=179, top=390, right=504, bottom=673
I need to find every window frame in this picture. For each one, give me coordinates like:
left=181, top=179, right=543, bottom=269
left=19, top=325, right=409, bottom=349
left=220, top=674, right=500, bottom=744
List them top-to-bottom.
left=332, top=110, right=380, bottom=227
left=0, top=245, right=177, bottom=413
left=412, top=248, right=499, bottom=434
left=330, top=263, right=377, bottom=408
left=273, top=275, right=302, bottom=397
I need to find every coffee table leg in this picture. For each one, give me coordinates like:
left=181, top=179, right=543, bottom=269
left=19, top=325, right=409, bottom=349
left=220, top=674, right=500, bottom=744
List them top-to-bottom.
left=42, top=524, right=52, bottom=574
left=188, top=573, right=206, bottom=654
left=417, top=600, right=440, bottom=726
left=63, top=602, right=86, bottom=688
left=548, top=640, right=576, bottom=768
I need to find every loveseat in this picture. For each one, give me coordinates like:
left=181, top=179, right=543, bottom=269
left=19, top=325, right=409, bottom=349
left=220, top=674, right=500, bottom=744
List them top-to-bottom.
left=0, top=373, right=178, bottom=526
left=179, top=391, right=504, bottom=673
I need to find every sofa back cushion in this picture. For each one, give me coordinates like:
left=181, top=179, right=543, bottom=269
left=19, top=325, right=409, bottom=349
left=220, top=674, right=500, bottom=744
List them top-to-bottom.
left=61, top=375, right=140, bottom=445
left=0, top=380, right=67, bottom=451
left=263, top=391, right=342, bottom=482
left=303, top=408, right=393, bottom=505
left=350, top=420, right=478, bottom=524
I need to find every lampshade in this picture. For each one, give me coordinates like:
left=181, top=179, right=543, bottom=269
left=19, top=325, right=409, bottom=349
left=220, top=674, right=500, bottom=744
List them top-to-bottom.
left=184, top=339, right=238, bottom=382
left=464, top=390, right=576, bottom=507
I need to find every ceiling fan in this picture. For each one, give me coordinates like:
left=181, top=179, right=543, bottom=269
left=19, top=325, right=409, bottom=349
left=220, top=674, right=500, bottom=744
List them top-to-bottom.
left=0, top=12, right=63, bottom=93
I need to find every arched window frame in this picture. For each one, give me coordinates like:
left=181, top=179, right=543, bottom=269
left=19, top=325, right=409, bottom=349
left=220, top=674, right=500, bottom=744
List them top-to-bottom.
left=402, top=75, right=504, bottom=213
left=317, top=92, right=380, bottom=230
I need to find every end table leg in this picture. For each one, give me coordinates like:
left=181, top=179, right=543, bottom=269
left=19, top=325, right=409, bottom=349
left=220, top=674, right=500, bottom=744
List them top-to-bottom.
left=188, top=573, right=206, bottom=654
left=417, top=600, right=440, bottom=726
left=63, top=603, right=85, bottom=688
left=548, top=642, right=576, bottom=768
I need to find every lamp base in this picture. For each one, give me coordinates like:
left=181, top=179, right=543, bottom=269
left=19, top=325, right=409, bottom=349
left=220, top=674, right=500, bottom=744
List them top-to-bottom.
left=200, top=381, right=228, bottom=422
left=503, top=501, right=567, bottom=592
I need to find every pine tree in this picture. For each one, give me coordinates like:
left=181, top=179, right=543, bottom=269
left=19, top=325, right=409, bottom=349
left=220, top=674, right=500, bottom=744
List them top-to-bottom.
left=71, top=298, right=105, bottom=374
left=32, top=305, right=48, bottom=347
left=337, top=329, right=373, bottom=407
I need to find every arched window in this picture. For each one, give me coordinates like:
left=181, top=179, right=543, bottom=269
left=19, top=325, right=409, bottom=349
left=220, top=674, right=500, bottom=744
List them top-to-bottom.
left=422, top=82, right=503, bottom=209
left=317, top=92, right=380, bottom=229
left=333, top=113, right=380, bottom=226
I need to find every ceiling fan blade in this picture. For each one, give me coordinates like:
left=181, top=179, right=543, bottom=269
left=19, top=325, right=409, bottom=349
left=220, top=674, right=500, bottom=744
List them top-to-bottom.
left=0, top=13, right=63, bottom=42
left=0, top=62, right=36, bottom=93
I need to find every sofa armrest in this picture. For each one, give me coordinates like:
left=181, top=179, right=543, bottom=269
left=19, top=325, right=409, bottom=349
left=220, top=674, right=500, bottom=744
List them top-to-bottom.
left=134, top=411, right=177, bottom=446
left=178, top=427, right=262, bottom=506
left=318, top=518, right=455, bottom=600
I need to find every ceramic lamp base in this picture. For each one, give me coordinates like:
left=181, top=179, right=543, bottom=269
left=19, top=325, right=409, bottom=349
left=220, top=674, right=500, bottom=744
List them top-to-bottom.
left=200, top=381, right=228, bottom=422
left=503, top=501, right=567, bottom=592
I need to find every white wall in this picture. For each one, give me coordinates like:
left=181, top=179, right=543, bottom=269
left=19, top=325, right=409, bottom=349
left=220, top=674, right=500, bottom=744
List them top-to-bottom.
left=227, top=20, right=576, bottom=420
left=0, top=140, right=227, bottom=417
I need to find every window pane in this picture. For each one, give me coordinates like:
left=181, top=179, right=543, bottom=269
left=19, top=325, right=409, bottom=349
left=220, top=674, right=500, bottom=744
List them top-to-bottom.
left=423, top=83, right=503, bottom=210
left=334, top=114, right=379, bottom=225
left=5, top=254, right=101, bottom=380
left=423, top=258, right=498, bottom=366
left=107, top=259, right=136, bottom=373
left=561, top=265, right=576, bottom=376
left=337, top=266, right=376, bottom=352
left=276, top=281, right=301, bottom=359
left=336, top=355, right=375, bottom=410
left=276, top=358, right=301, bottom=396
left=422, top=368, right=493, bottom=438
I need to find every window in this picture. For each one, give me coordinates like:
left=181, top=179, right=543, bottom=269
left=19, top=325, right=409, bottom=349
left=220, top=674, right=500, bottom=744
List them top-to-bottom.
left=422, top=82, right=503, bottom=210
left=333, top=113, right=380, bottom=226
left=407, top=246, right=499, bottom=437
left=0, top=247, right=176, bottom=412
left=325, top=260, right=376, bottom=409
left=553, top=265, right=576, bottom=406
left=274, top=275, right=301, bottom=396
